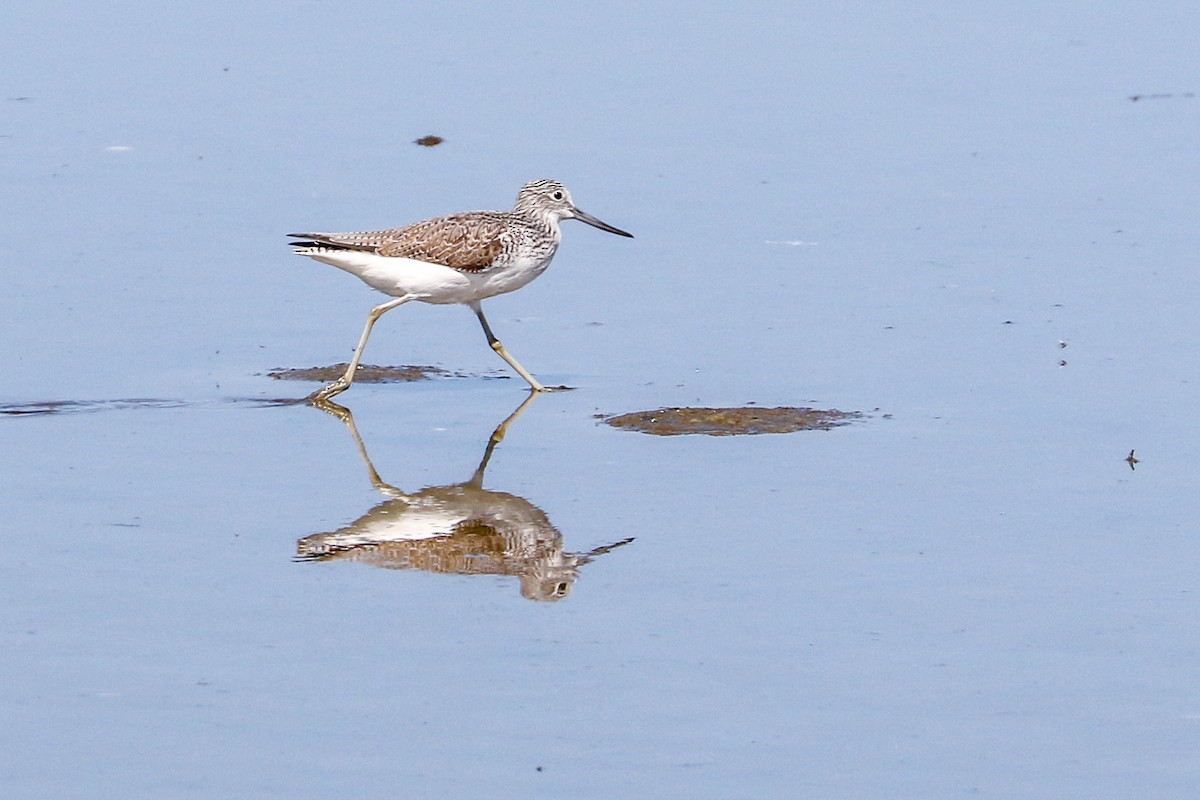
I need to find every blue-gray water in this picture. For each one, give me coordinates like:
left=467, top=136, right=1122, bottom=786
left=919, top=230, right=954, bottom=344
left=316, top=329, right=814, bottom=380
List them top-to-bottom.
left=3, top=2, right=1199, bottom=797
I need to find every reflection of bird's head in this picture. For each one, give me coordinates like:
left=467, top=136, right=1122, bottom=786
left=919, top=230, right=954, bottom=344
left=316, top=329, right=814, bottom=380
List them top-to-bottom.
left=519, top=569, right=577, bottom=602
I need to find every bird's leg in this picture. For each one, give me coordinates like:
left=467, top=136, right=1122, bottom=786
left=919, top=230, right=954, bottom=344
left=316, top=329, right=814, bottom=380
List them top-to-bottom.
left=310, top=295, right=414, bottom=401
left=470, top=301, right=548, bottom=392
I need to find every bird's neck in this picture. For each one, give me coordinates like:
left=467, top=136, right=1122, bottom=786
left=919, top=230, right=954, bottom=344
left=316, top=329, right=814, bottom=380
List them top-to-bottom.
left=516, top=209, right=562, bottom=242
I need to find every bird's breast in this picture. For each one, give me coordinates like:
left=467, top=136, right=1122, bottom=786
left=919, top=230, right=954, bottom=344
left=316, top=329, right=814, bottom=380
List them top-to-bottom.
left=479, top=239, right=560, bottom=296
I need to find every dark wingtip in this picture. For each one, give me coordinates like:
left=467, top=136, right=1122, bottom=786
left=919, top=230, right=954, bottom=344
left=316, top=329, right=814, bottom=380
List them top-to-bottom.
left=289, top=233, right=338, bottom=250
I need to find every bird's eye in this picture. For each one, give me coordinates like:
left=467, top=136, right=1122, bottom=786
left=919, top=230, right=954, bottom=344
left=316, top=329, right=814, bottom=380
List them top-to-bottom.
left=552, top=191, right=564, bottom=201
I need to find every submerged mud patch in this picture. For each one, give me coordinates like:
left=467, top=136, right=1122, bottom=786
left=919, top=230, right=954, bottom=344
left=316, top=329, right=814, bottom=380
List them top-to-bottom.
left=266, top=363, right=503, bottom=383
left=0, top=397, right=298, bottom=417
left=0, top=398, right=192, bottom=416
left=601, top=406, right=864, bottom=436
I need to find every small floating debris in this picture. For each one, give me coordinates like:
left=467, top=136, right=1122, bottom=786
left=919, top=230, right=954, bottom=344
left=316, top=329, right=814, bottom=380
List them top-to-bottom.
left=1129, top=92, right=1195, bottom=102
left=414, top=135, right=444, bottom=147
left=266, top=363, right=500, bottom=383
left=601, top=406, right=863, bottom=436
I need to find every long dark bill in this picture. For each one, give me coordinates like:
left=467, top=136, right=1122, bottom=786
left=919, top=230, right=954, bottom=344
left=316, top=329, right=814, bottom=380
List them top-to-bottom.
left=572, top=207, right=634, bottom=238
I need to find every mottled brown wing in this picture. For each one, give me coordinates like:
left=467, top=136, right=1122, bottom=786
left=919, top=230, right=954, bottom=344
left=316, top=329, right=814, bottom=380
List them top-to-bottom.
left=377, top=214, right=506, bottom=271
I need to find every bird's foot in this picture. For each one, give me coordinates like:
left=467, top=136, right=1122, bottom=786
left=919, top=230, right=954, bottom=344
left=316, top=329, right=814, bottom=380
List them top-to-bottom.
left=308, top=378, right=350, bottom=403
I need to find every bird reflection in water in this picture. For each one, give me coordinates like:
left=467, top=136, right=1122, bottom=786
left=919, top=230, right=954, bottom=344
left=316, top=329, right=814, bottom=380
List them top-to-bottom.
left=297, top=393, right=633, bottom=601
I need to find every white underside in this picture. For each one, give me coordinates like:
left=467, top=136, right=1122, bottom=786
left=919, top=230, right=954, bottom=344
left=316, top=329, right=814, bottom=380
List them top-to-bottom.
left=298, top=249, right=551, bottom=305
left=306, top=490, right=559, bottom=548
left=329, top=507, right=472, bottom=544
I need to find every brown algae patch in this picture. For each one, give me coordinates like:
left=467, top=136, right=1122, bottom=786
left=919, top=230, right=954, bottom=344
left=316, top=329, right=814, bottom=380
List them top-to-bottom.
left=266, top=364, right=488, bottom=383
left=602, top=406, right=863, bottom=436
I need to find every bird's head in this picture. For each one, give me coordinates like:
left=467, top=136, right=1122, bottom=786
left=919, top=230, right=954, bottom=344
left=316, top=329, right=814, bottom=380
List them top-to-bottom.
left=515, top=179, right=633, bottom=238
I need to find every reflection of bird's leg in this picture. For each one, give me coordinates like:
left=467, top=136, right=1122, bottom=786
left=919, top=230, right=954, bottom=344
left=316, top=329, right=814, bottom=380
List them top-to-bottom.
left=310, top=294, right=416, bottom=401
left=469, top=300, right=547, bottom=392
left=470, top=390, right=541, bottom=486
left=308, top=395, right=353, bottom=424
left=309, top=397, right=406, bottom=498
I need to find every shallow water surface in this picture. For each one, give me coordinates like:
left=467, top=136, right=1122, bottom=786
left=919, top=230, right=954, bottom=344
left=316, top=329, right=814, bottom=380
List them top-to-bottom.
left=3, top=2, right=1200, bottom=798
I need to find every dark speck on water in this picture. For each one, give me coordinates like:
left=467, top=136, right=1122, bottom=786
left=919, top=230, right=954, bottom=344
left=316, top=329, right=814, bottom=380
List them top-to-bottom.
left=1128, top=92, right=1195, bottom=101
left=415, top=135, right=444, bottom=146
